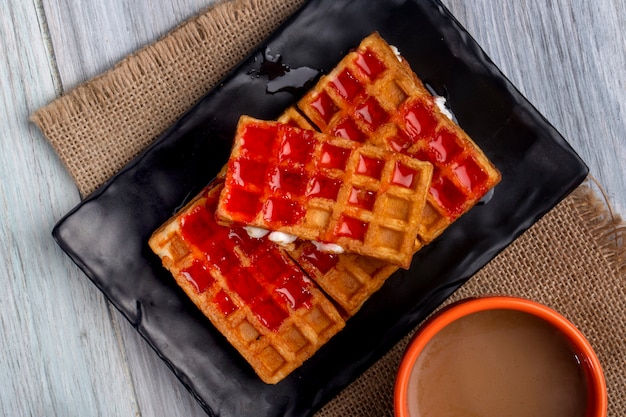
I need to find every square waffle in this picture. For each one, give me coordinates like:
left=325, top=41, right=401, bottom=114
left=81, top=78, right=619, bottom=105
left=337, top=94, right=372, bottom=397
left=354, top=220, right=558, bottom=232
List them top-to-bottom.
left=281, top=32, right=501, bottom=244
left=216, top=116, right=433, bottom=269
left=148, top=181, right=345, bottom=384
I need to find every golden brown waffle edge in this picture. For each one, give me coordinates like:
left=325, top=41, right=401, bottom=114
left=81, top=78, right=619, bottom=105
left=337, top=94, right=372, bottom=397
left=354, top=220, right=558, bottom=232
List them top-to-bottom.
left=281, top=32, right=501, bottom=245
left=216, top=116, right=433, bottom=269
left=149, top=182, right=345, bottom=384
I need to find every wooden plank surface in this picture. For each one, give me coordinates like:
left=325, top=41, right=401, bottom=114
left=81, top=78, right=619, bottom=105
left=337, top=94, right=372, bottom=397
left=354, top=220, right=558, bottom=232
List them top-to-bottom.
left=1, top=0, right=624, bottom=416
left=42, top=0, right=217, bottom=91
left=0, top=1, right=139, bottom=416
left=448, top=1, right=626, bottom=217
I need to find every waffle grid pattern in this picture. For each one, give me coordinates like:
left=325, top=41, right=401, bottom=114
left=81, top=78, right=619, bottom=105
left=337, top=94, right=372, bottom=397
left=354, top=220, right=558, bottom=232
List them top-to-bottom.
left=283, top=33, right=501, bottom=244
left=217, top=116, right=433, bottom=268
left=149, top=183, right=345, bottom=384
left=288, top=241, right=399, bottom=316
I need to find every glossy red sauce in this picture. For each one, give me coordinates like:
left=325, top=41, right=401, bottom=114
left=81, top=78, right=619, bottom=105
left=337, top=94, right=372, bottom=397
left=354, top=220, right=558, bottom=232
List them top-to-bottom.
left=354, top=49, right=386, bottom=79
left=329, top=69, right=364, bottom=100
left=310, top=91, right=338, bottom=124
left=355, top=97, right=388, bottom=130
left=403, top=100, right=438, bottom=139
left=331, top=118, right=366, bottom=142
left=240, top=124, right=278, bottom=156
left=279, top=129, right=315, bottom=165
left=427, top=129, right=463, bottom=164
left=387, top=131, right=413, bottom=154
left=319, top=143, right=351, bottom=170
left=411, top=148, right=432, bottom=167
left=356, top=154, right=385, bottom=180
left=454, top=156, right=489, bottom=194
left=231, top=159, right=268, bottom=187
left=391, top=162, right=418, bottom=189
left=269, top=167, right=308, bottom=196
left=430, top=174, right=467, bottom=218
left=307, top=175, right=341, bottom=200
left=220, top=187, right=262, bottom=223
left=348, top=187, right=376, bottom=211
left=180, top=190, right=314, bottom=331
left=262, top=197, right=305, bottom=225
left=180, top=205, right=220, bottom=251
left=334, top=215, right=368, bottom=241
left=227, top=227, right=259, bottom=254
left=205, top=244, right=240, bottom=273
left=300, top=244, right=340, bottom=274
left=251, top=247, right=283, bottom=275
left=181, top=259, right=214, bottom=293
left=227, top=268, right=264, bottom=304
left=275, top=273, right=313, bottom=310
left=212, top=290, right=237, bottom=317
left=252, top=296, right=289, bottom=331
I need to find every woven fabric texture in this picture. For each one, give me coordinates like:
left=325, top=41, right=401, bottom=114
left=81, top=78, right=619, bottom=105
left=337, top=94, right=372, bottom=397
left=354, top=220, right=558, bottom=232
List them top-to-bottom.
left=31, top=0, right=625, bottom=415
left=32, top=0, right=305, bottom=197
left=316, top=184, right=626, bottom=416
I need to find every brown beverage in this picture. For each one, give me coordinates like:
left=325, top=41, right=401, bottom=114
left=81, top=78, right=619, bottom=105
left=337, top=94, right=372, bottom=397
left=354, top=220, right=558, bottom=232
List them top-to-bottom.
left=407, top=309, right=588, bottom=417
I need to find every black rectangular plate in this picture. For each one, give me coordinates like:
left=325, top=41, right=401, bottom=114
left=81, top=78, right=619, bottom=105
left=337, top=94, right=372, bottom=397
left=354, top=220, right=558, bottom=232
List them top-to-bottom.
left=52, top=0, right=588, bottom=416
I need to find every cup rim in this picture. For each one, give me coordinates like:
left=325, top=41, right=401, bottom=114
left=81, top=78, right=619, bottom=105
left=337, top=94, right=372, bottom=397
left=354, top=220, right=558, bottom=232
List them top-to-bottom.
left=393, top=295, right=607, bottom=417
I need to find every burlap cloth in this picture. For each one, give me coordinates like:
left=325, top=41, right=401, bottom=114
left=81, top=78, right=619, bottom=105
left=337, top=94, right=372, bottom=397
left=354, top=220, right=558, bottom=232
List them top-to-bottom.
left=32, top=0, right=625, bottom=415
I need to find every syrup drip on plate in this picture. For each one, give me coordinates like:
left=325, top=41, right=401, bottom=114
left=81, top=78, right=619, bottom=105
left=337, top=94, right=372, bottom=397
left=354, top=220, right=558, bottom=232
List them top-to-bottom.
left=250, top=47, right=321, bottom=95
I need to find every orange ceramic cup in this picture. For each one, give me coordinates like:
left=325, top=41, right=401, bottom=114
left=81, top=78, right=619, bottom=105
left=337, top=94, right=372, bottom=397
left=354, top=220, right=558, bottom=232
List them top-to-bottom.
left=394, top=296, right=607, bottom=417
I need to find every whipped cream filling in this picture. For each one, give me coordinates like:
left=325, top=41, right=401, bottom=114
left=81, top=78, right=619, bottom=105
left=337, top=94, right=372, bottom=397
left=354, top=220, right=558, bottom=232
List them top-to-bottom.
left=390, top=44, right=453, bottom=122
left=390, top=45, right=402, bottom=62
left=434, top=96, right=454, bottom=121
left=244, top=226, right=270, bottom=239
left=244, top=226, right=298, bottom=246
left=268, top=231, right=298, bottom=245
left=312, top=241, right=345, bottom=254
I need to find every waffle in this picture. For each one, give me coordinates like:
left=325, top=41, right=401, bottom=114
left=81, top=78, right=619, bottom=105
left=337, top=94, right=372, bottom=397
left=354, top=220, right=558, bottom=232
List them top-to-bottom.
left=281, top=32, right=501, bottom=244
left=277, top=107, right=315, bottom=130
left=216, top=116, right=433, bottom=269
left=148, top=181, right=345, bottom=384
left=287, top=240, right=399, bottom=316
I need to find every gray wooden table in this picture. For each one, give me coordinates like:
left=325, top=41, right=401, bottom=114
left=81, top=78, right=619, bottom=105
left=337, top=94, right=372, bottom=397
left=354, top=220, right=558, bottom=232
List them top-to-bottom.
left=2, top=1, right=624, bottom=416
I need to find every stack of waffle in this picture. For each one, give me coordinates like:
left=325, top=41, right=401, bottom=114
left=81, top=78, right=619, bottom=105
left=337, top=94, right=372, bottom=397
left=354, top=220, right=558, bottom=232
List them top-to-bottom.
left=149, top=33, right=500, bottom=384
left=280, top=33, right=501, bottom=244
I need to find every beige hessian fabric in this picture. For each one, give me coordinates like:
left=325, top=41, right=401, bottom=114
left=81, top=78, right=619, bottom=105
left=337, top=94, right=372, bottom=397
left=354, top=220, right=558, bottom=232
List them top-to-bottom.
left=31, top=0, right=625, bottom=415
left=32, top=0, right=306, bottom=197
left=315, top=184, right=626, bottom=417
